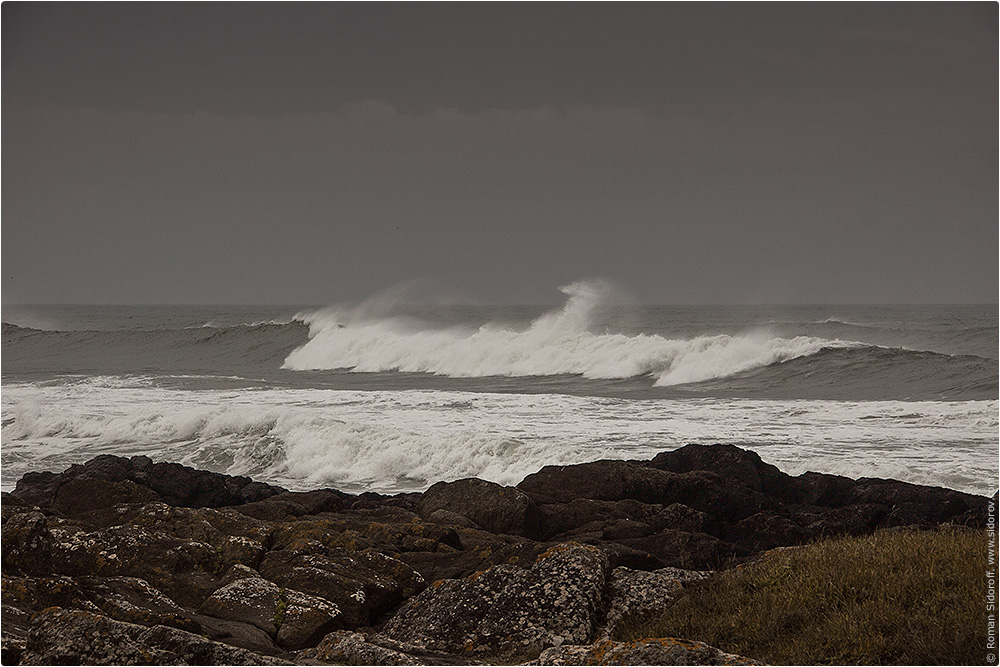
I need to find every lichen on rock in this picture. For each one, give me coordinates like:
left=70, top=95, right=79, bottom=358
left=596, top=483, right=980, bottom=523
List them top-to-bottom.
left=384, top=542, right=609, bottom=660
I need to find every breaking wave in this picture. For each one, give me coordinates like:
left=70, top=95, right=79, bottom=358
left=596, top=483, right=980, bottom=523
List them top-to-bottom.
left=283, top=281, right=846, bottom=386
left=0, top=393, right=586, bottom=493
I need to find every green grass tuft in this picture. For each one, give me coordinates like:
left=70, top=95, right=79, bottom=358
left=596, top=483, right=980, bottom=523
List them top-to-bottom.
left=617, top=527, right=990, bottom=665
left=273, top=591, right=288, bottom=632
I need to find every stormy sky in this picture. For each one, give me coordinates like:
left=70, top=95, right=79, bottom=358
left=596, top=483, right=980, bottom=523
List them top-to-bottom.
left=3, top=3, right=997, bottom=305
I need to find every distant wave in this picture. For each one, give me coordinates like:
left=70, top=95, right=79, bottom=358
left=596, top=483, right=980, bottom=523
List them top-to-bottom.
left=283, top=281, right=850, bottom=385
left=4, top=284, right=996, bottom=400
left=1, top=320, right=310, bottom=376
left=681, top=345, right=998, bottom=400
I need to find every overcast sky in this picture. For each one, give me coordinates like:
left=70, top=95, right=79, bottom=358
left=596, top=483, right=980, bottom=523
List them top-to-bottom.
left=3, top=3, right=996, bottom=305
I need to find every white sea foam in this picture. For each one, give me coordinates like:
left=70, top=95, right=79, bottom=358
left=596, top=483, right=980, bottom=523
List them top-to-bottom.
left=284, top=281, right=849, bottom=385
left=2, top=381, right=996, bottom=496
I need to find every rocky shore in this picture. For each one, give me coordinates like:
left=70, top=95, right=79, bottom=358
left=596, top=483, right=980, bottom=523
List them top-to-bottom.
left=1, top=444, right=990, bottom=665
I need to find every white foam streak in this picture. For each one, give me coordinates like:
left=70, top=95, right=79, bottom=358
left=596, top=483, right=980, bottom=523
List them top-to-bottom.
left=285, top=281, right=842, bottom=384
left=3, top=382, right=997, bottom=496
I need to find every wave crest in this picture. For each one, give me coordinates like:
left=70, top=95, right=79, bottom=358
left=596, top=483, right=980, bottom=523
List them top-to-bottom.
left=284, top=280, right=843, bottom=385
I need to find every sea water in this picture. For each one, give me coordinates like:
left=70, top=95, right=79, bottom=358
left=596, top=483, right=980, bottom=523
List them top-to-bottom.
left=2, top=282, right=997, bottom=496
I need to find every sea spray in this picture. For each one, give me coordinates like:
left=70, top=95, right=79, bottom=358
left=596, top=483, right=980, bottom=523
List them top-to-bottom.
left=284, top=280, right=845, bottom=383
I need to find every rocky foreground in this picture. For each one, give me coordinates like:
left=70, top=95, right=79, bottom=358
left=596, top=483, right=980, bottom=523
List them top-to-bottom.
left=1, top=444, right=990, bottom=665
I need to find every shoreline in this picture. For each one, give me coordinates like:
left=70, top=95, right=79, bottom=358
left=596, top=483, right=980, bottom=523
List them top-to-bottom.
left=2, top=444, right=994, bottom=665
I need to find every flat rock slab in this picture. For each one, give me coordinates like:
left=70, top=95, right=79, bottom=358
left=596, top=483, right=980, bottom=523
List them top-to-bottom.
left=19, top=607, right=291, bottom=665
left=308, top=631, right=424, bottom=665
left=533, top=637, right=762, bottom=665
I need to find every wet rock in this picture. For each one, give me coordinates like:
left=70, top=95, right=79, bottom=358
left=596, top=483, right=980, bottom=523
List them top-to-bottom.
left=129, top=458, right=282, bottom=508
left=518, top=461, right=677, bottom=505
left=785, top=471, right=857, bottom=507
left=419, top=478, right=541, bottom=538
left=384, top=543, right=609, bottom=661
left=533, top=637, right=761, bottom=665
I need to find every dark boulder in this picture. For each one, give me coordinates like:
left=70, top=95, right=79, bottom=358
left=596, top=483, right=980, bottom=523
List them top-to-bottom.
left=648, top=443, right=791, bottom=495
left=9, top=455, right=285, bottom=514
left=518, top=461, right=773, bottom=523
left=518, top=461, right=674, bottom=505
left=784, top=471, right=858, bottom=507
left=418, top=478, right=541, bottom=538
left=848, top=478, right=986, bottom=526
left=234, top=489, right=352, bottom=522
left=535, top=498, right=659, bottom=540
left=648, top=503, right=723, bottom=537
left=793, top=503, right=888, bottom=538
left=725, top=511, right=808, bottom=555
left=1, top=512, right=54, bottom=577
left=42, top=521, right=221, bottom=608
left=620, top=529, right=735, bottom=570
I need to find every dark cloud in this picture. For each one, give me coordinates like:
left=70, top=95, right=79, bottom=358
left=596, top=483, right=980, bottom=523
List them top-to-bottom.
left=2, top=3, right=996, bottom=304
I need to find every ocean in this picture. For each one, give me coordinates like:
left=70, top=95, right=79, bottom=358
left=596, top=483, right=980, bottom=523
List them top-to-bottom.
left=2, top=282, right=997, bottom=497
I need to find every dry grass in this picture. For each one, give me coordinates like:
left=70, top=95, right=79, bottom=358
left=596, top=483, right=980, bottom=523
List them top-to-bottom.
left=617, top=527, right=990, bottom=665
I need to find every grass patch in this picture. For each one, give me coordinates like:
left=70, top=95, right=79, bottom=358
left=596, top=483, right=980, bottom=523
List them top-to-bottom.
left=617, top=527, right=990, bottom=665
